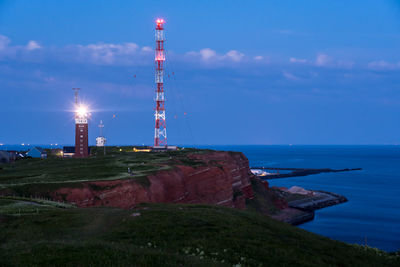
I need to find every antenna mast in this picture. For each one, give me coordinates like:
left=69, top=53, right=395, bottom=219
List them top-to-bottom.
left=154, top=18, right=167, bottom=147
left=72, top=88, right=80, bottom=104
left=97, top=120, right=106, bottom=155
left=98, top=120, right=104, bottom=137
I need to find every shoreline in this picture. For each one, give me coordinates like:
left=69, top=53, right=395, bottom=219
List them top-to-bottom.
left=250, top=167, right=353, bottom=226
left=252, top=167, right=362, bottom=179
left=273, top=190, right=348, bottom=225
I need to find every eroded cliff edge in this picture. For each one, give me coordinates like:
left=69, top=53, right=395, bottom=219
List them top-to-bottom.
left=0, top=148, right=349, bottom=225
left=47, top=151, right=255, bottom=209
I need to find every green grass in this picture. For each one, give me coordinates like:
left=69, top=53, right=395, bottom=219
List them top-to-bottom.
left=0, top=147, right=210, bottom=193
left=0, top=147, right=221, bottom=199
left=246, top=179, right=281, bottom=215
left=0, top=197, right=74, bottom=215
left=0, top=203, right=398, bottom=266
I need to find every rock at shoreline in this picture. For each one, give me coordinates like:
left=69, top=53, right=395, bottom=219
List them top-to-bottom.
left=285, top=186, right=314, bottom=196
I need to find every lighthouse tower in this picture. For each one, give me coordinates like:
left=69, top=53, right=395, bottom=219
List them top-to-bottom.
left=73, top=88, right=89, bottom=158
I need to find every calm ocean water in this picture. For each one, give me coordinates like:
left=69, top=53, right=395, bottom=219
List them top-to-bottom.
left=2, top=144, right=399, bottom=251
left=198, top=145, right=400, bottom=252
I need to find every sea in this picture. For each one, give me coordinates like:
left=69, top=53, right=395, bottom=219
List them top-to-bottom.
left=2, top=144, right=399, bottom=252
left=198, top=145, right=400, bottom=252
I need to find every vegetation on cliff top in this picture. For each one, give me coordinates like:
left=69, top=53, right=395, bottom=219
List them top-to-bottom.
left=0, top=147, right=218, bottom=192
left=0, top=198, right=398, bottom=266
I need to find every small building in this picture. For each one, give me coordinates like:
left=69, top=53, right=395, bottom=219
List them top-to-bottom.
left=96, top=136, right=106, bottom=147
left=62, top=146, right=91, bottom=158
left=63, top=146, right=75, bottom=158
left=26, top=147, right=47, bottom=159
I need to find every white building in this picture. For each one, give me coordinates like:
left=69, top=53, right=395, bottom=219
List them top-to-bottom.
left=96, top=136, right=106, bottom=147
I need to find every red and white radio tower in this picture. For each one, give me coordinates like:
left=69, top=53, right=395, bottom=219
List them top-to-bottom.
left=154, top=18, right=167, bottom=147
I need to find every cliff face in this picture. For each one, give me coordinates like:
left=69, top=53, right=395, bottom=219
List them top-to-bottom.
left=50, top=151, right=254, bottom=209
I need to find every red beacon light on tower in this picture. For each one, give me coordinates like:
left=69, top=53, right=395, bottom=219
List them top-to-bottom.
left=156, top=18, right=165, bottom=26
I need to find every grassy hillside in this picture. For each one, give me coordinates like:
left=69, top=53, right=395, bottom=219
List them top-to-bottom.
left=0, top=147, right=209, bottom=191
left=0, top=198, right=398, bottom=266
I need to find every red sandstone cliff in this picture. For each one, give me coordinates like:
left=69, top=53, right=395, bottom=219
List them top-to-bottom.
left=50, top=151, right=254, bottom=209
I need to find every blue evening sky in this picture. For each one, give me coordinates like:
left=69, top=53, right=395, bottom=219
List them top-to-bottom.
left=1, top=0, right=400, bottom=145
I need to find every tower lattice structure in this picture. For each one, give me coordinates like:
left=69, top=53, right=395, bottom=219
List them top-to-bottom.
left=154, top=18, right=167, bottom=147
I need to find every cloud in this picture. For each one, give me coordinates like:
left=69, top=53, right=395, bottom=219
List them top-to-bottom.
left=0, top=34, right=152, bottom=66
left=0, top=34, right=371, bottom=72
left=0, top=35, right=10, bottom=50
left=0, top=35, right=43, bottom=59
left=26, top=40, right=42, bottom=50
left=58, top=42, right=153, bottom=66
left=76, top=42, right=140, bottom=64
left=84, top=43, right=139, bottom=55
left=141, top=46, right=152, bottom=52
left=186, top=48, right=245, bottom=63
left=199, top=48, right=217, bottom=60
left=224, top=50, right=244, bottom=62
left=316, top=53, right=330, bottom=66
left=289, top=54, right=355, bottom=69
left=290, top=57, right=307, bottom=63
left=367, top=60, right=399, bottom=70
left=282, top=71, right=300, bottom=81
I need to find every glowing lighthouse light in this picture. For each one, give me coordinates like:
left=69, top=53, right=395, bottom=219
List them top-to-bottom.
left=72, top=88, right=90, bottom=158
left=76, top=105, right=88, bottom=117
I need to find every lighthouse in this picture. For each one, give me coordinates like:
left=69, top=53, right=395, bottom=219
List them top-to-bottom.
left=73, top=88, right=89, bottom=158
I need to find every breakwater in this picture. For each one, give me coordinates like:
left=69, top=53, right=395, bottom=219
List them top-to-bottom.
left=251, top=167, right=362, bottom=179
left=271, top=189, right=347, bottom=225
left=288, top=190, right=347, bottom=211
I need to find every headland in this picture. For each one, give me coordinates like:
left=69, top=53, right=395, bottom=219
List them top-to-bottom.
left=0, top=146, right=397, bottom=266
left=0, top=146, right=348, bottom=225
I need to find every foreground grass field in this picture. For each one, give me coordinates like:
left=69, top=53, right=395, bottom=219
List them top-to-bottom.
left=0, top=199, right=398, bottom=266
